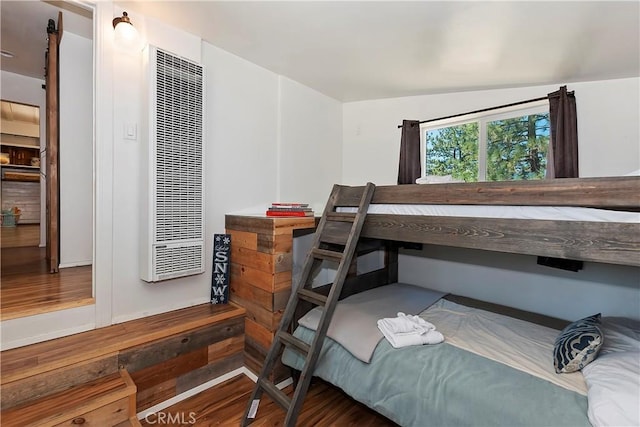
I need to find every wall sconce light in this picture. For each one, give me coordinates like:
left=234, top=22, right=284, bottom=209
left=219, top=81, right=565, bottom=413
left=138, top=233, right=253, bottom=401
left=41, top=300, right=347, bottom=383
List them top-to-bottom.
left=112, top=11, right=140, bottom=50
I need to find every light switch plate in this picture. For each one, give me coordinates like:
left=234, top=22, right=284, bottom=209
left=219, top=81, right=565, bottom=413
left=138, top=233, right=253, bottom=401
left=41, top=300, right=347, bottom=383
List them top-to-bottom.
left=124, top=123, right=137, bottom=141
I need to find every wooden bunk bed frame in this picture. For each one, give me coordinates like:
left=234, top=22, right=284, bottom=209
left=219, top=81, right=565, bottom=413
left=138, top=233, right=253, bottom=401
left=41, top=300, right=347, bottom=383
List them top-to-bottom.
left=283, top=176, right=638, bottom=426
left=300, top=176, right=639, bottom=311
left=336, top=176, right=639, bottom=267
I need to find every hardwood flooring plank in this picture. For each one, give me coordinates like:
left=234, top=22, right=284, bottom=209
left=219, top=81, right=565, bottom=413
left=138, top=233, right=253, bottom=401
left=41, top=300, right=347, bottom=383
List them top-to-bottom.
left=1, top=224, right=40, bottom=248
left=0, top=245, right=93, bottom=320
left=0, top=298, right=95, bottom=321
left=140, top=375, right=396, bottom=427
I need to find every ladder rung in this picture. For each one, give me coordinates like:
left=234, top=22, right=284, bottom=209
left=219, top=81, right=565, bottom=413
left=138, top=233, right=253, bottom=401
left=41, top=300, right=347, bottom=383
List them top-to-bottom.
left=326, top=212, right=357, bottom=222
left=312, top=248, right=343, bottom=262
left=297, top=288, right=328, bottom=306
left=278, top=331, right=310, bottom=356
left=259, top=378, right=291, bottom=411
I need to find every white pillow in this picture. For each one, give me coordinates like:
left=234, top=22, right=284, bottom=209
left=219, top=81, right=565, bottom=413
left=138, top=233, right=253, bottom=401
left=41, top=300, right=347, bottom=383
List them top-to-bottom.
left=415, top=175, right=465, bottom=184
left=600, top=317, right=640, bottom=354
left=582, top=318, right=640, bottom=426
left=582, top=351, right=640, bottom=427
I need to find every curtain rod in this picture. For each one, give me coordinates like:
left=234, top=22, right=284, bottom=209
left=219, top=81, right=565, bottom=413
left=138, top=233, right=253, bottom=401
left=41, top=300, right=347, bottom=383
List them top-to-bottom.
left=397, top=91, right=574, bottom=128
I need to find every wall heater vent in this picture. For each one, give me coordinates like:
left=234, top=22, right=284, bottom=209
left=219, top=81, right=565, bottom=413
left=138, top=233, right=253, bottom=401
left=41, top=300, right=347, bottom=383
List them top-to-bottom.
left=141, top=46, right=205, bottom=282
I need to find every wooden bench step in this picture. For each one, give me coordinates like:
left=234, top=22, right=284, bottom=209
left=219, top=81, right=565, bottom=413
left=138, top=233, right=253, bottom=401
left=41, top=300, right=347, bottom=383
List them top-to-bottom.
left=1, top=303, right=246, bottom=385
left=1, top=353, right=120, bottom=411
left=1, top=369, right=137, bottom=427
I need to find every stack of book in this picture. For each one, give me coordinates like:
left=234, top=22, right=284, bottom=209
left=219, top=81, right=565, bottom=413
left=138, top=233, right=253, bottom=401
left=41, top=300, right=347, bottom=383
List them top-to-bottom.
left=266, top=203, right=314, bottom=217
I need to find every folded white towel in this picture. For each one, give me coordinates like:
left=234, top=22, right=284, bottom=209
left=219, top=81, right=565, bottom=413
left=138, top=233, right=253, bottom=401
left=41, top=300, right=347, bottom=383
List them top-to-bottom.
left=377, top=312, right=444, bottom=349
left=378, top=312, right=436, bottom=334
left=378, top=322, right=444, bottom=348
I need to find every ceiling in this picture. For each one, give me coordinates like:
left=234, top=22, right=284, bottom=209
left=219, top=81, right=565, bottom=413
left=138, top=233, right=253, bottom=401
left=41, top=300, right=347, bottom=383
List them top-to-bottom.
left=0, top=1, right=93, bottom=81
left=2, top=1, right=639, bottom=102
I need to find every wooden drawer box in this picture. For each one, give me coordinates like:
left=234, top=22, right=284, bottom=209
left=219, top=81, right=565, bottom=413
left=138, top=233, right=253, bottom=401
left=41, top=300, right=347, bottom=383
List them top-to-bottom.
left=53, top=397, right=130, bottom=426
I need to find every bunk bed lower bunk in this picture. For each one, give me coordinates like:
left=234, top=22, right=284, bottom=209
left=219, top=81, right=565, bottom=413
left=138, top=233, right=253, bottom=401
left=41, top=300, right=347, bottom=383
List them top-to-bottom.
left=283, top=176, right=640, bottom=426
left=282, top=283, right=640, bottom=426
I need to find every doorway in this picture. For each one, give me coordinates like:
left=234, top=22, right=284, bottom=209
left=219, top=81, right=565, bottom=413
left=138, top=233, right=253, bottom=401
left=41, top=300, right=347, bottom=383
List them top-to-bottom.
left=0, top=1, right=94, bottom=321
left=0, top=100, right=91, bottom=320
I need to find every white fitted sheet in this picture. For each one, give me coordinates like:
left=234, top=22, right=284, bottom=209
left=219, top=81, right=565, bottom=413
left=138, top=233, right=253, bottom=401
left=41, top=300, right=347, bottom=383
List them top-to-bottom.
left=339, top=204, right=640, bottom=223
left=421, top=299, right=588, bottom=395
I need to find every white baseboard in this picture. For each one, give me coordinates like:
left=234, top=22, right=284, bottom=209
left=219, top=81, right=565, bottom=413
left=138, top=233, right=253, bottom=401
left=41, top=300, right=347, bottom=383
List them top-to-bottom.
left=58, top=260, right=92, bottom=268
left=136, top=367, right=293, bottom=421
left=243, top=367, right=257, bottom=383
left=276, top=376, right=293, bottom=389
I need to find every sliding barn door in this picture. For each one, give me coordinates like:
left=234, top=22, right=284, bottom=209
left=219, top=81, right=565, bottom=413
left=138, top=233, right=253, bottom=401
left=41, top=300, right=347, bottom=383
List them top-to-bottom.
left=45, top=13, right=62, bottom=273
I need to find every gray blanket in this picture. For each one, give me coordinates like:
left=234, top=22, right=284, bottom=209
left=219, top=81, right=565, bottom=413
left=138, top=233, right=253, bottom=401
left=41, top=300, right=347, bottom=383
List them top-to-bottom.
left=297, top=283, right=445, bottom=363
left=282, top=325, right=590, bottom=427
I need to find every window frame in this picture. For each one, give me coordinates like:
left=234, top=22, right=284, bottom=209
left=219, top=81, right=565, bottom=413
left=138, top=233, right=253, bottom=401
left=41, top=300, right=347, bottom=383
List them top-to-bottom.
left=420, top=100, right=549, bottom=182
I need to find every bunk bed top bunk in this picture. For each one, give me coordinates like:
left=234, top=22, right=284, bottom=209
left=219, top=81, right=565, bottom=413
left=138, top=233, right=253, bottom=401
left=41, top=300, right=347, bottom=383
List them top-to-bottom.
left=282, top=176, right=640, bottom=426
left=334, top=176, right=640, bottom=266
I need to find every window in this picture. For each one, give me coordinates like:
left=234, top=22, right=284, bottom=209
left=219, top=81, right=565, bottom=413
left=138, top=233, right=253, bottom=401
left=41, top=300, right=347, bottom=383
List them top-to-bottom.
left=423, top=102, right=550, bottom=182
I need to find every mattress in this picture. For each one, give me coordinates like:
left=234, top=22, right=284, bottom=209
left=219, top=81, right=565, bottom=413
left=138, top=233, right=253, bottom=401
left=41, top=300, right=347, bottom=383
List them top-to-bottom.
left=339, top=204, right=640, bottom=223
left=282, top=296, right=591, bottom=426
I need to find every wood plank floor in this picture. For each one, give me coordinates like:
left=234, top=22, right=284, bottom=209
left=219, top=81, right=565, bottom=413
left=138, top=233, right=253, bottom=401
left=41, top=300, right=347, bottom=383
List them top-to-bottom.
left=1, top=223, right=40, bottom=248
left=1, top=245, right=93, bottom=320
left=140, top=374, right=397, bottom=426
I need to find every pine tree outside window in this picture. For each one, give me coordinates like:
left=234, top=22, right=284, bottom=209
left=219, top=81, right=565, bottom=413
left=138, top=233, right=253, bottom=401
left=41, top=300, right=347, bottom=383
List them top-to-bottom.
left=423, top=101, right=550, bottom=182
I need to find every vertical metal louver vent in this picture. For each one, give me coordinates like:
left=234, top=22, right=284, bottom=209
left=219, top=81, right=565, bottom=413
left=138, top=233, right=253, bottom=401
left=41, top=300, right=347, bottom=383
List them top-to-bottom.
left=141, top=46, right=205, bottom=283
left=155, top=50, right=203, bottom=242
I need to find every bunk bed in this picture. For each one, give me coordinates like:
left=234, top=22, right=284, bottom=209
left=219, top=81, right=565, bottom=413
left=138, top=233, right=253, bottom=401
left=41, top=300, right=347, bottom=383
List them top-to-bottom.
left=282, top=176, right=640, bottom=427
left=338, top=176, right=639, bottom=266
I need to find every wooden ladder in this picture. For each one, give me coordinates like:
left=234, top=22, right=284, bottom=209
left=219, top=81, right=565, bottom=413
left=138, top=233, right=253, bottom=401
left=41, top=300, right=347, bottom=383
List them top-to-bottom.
left=241, top=182, right=375, bottom=426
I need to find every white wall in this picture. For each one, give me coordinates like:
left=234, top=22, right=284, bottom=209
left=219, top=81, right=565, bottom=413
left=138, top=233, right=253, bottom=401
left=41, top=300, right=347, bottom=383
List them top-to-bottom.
left=2, top=2, right=344, bottom=349
left=108, top=11, right=209, bottom=323
left=110, top=24, right=342, bottom=322
left=60, top=32, right=93, bottom=267
left=203, top=42, right=279, bottom=231
left=1, top=71, right=46, bottom=246
left=278, top=77, right=343, bottom=212
left=342, top=78, right=640, bottom=321
left=343, top=78, right=640, bottom=185
left=400, top=246, right=640, bottom=321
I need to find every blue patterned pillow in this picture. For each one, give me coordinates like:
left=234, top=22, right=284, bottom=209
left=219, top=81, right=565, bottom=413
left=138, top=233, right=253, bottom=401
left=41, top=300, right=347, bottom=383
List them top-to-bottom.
left=554, top=313, right=603, bottom=373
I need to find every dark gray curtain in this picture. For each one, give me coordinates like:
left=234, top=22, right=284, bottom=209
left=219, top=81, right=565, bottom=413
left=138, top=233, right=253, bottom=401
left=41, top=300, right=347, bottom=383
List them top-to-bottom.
left=539, top=86, right=582, bottom=271
left=547, top=86, right=578, bottom=178
left=398, top=120, right=421, bottom=184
